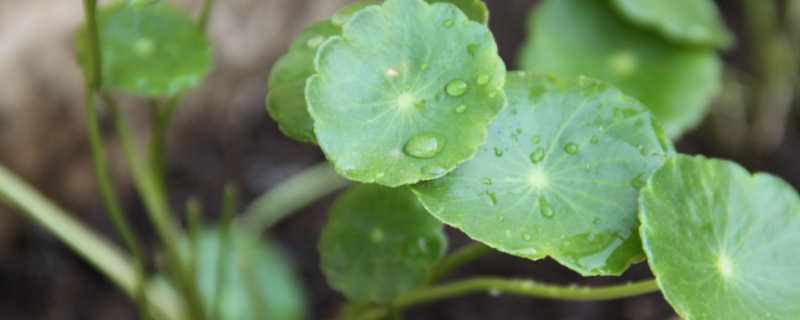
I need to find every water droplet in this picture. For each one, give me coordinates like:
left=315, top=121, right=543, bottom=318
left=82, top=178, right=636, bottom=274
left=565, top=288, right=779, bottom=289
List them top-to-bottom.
left=443, top=19, right=454, bottom=27
left=463, top=20, right=470, bottom=26
left=484, top=32, right=490, bottom=38
left=305, top=35, right=325, bottom=48
left=134, top=38, right=156, bottom=56
left=467, top=44, right=481, bottom=56
left=421, top=62, right=429, bottom=70
left=387, top=69, right=399, bottom=76
left=477, top=73, right=490, bottom=85
left=445, top=80, right=469, bottom=97
left=404, top=83, right=412, bottom=90
left=488, top=91, right=497, bottom=98
left=434, top=92, right=443, bottom=101
left=509, top=97, right=517, bottom=104
left=455, top=105, right=466, bottom=114
left=512, top=108, right=518, bottom=114
left=635, top=119, right=645, bottom=127
left=516, top=128, right=523, bottom=134
left=403, top=133, right=445, bottom=158
left=510, top=134, right=518, bottom=142
left=533, top=135, right=540, bottom=144
left=591, top=135, right=599, bottom=144
left=564, top=142, right=579, bottom=154
left=494, top=147, right=503, bottom=157
left=530, top=147, right=545, bottom=163
left=421, top=165, right=446, bottom=176
left=375, top=172, right=385, bottom=179
left=631, top=173, right=647, bottom=189
left=480, top=177, right=493, bottom=185
left=485, top=192, right=497, bottom=205
left=540, top=197, right=555, bottom=218
left=497, top=215, right=504, bottom=222
left=593, top=218, right=602, bottom=225
left=623, top=218, right=629, bottom=223
left=535, top=225, right=544, bottom=234
left=370, top=228, right=384, bottom=242
left=522, top=233, right=532, bottom=241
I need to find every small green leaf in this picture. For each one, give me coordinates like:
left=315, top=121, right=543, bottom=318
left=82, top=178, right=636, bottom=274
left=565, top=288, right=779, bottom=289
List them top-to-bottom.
left=116, top=0, right=162, bottom=7
left=307, top=0, right=506, bottom=186
left=427, top=0, right=489, bottom=25
left=518, top=0, right=721, bottom=139
left=610, top=0, right=734, bottom=49
left=268, top=1, right=379, bottom=143
left=76, top=4, right=212, bottom=97
left=411, top=72, right=674, bottom=276
left=640, top=155, right=800, bottom=320
left=319, top=184, right=447, bottom=302
left=182, top=229, right=307, bottom=320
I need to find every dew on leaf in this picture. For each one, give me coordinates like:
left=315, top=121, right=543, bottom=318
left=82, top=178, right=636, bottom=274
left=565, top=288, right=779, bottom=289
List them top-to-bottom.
left=443, top=19, right=454, bottom=27
left=463, top=20, right=470, bottom=26
left=306, top=35, right=325, bottom=48
left=134, top=38, right=156, bottom=56
left=467, top=44, right=481, bottom=56
left=421, top=62, right=429, bottom=70
left=387, top=69, right=399, bottom=76
left=477, top=73, right=490, bottom=85
left=445, top=80, right=469, bottom=97
left=404, top=83, right=412, bottom=90
left=509, top=97, right=517, bottom=103
left=455, top=105, right=466, bottom=114
left=512, top=108, right=518, bottom=114
left=516, top=128, right=523, bottom=134
left=403, top=133, right=445, bottom=159
left=510, top=134, right=518, bottom=142
left=533, top=135, right=540, bottom=144
left=591, top=135, right=599, bottom=144
left=564, top=142, right=579, bottom=154
left=494, top=147, right=504, bottom=157
left=530, top=147, right=545, bottom=163
left=421, top=164, right=446, bottom=176
left=631, top=173, right=647, bottom=189
left=480, top=177, right=493, bottom=185
left=485, top=192, right=497, bottom=205
left=540, top=196, right=555, bottom=218
left=497, top=215, right=504, bottom=222
left=593, top=218, right=602, bottom=225
left=535, top=225, right=544, bottom=234
left=522, top=233, right=532, bottom=241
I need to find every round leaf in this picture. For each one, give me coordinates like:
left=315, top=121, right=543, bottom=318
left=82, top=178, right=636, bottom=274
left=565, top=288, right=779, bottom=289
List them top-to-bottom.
left=307, top=0, right=506, bottom=187
left=428, top=0, right=489, bottom=25
left=518, top=0, right=722, bottom=139
left=610, top=0, right=734, bottom=49
left=267, top=1, right=380, bottom=143
left=76, top=4, right=213, bottom=97
left=411, top=72, right=674, bottom=276
left=640, top=155, right=800, bottom=319
left=319, top=184, right=447, bottom=302
left=181, top=229, right=307, bottom=320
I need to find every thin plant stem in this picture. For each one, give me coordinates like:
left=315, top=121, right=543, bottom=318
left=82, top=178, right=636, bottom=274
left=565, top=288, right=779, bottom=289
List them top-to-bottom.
left=80, top=0, right=102, bottom=89
left=197, top=0, right=218, bottom=31
left=103, top=93, right=209, bottom=320
left=148, top=100, right=168, bottom=191
left=240, top=162, right=350, bottom=233
left=212, top=184, right=238, bottom=319
left=186, top=197, right=203, bottom=288
left=426, top=243, right=492, bottom=284
left=238, top=249, right=271, bottom=320
left=362, top=278, right=661, bottom=320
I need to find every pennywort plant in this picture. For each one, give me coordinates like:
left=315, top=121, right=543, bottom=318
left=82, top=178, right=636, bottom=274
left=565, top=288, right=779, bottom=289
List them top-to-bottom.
left=0, top=0, right=797, bottom=320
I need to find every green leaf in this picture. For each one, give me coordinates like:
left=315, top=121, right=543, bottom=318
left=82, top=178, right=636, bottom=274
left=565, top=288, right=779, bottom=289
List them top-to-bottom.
left=116, top=0, right=162, bottom=7
left=307, top=0, right=506, bottom=187
left=427, top=0, right=489, bottom=25
left=518, top=0, right=722, bottom=139
left=610, top=0, right=734, bottom=49
left=267, top=1, right=379, bottom=143
left=76, top=4, right=213, bottom=97
left=411, top=72, right=674, bottom=276
left=640, top=155, right=800, bottom=319
left=319, top=184, right=447, bottom=302
left=183, top=229, right=307, bottom=320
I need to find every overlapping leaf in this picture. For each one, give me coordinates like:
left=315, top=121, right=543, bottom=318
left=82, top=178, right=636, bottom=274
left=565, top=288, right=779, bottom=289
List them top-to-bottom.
left=307, top=0, right=506, bottom=186
left=518, top=0, right=721, bottom=139
left=610, top=0, right=734, bottom=48
left=267, top=1, right=379, bottom=143
left=76, top=4, right=212, bottom=97
left=411, top=72, right=674, bottom=276
left=640, top=155, right=800, bottom=319
left=319, top=184, right=447, bottom=302
left=182, top=229, right=306, bottom=320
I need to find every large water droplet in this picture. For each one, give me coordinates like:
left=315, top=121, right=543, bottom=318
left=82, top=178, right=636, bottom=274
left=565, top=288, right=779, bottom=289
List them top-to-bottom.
left=443, top=19, right=454, bottom=27
left=477, top=73, right=490, bottom=85
left=445, top=80, right=469, bottom=97
left=455, top=105, right=466, bottom=114
left=403, top=133, right=445, bottom=158
left=532, top=135, right=540, bottom=144
left=564, top=142, right=579, bottom=154
left=494, top=147, right=503, bottom=157
left=530, top=147, right=545, bottom=163
left=421, top=165, right=446, bottom=176
left=631, top=173, right=647, bottom=189
left=480, top=177, right=493, bottom=185
left=485, top=192, right=497, bottom=206
left=540, top=197, right=555, bottom=218
left=522, top=233, right=532, bottom=241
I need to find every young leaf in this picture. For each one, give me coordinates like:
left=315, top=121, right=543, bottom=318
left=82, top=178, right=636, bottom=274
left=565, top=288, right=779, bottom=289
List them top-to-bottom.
left=116, top=0, right=162, bottom=7
left=307, top=0, right=506, bottom=187
left=428, top=0, right=489, bottom=25
left=518, top=0, right=721, bottom=139
left=610, top=0, right=734, bottom=49
left=267, top=1, right=379, bottom=143
left=75, top=4, right=213, bottom=97
left=411, top=72, right=674, bottom=276
left=640, top=155, right=800, bottom=319
left=319, top=184, right=447, bottom=302
left=182, top=229, right=307, bottom=320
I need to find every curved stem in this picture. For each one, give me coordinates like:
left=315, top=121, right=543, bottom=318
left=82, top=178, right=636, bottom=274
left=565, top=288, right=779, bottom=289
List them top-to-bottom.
left=80, top=0, right=102, bottom=89
left=197, top=0, right=218, bottom=31
left=239, top=162, right=350, bottom=233
left=426, top=243, right=492, bottom=284
left=363, top=278, right=660, bottom=320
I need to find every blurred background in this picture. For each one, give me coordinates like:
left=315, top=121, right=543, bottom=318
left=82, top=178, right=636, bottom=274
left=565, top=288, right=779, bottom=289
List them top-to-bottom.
left=0, top=0, right=796, bottom=319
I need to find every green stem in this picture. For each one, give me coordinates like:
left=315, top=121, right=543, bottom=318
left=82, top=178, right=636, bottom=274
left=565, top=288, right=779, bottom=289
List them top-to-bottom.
left=80, top=0, right=102, bottom=89
left=197, top=0, right=218, bottom=31
left=103, top=94, right=208, bottom=320
left=148, top=100, right=168, bottom=192
left=239, top=162, right=350, bottom=233
left=0, top=163, right=182, bottom=320
left=212, top=184, right=238, bottom=319
left=186, top=197, right=203, bottom=289
left=426, top=243, right=492, bottom=284
left=362, top=278, right=660, bottom=320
